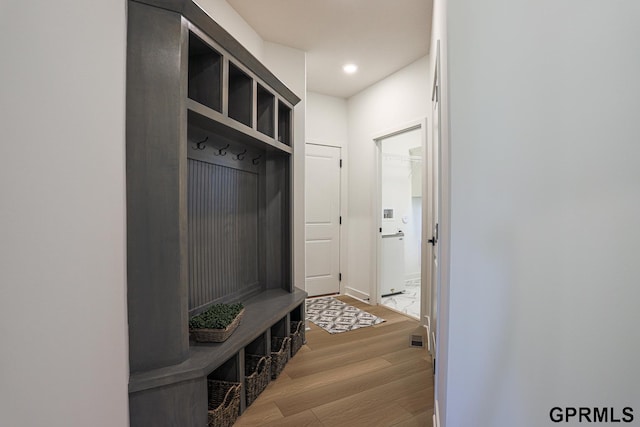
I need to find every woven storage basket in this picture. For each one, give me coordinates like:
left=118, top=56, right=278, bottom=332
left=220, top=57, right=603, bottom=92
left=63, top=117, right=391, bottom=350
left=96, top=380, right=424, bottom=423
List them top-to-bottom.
left=191, top=309, right=245, bottom=343
left=290, top=321, right=304, bottom=357
left=270, top=336, right=291, bottom=379
left=244, top=354, right=271, bottom=407
left=207, top=380, right=241, bottom=427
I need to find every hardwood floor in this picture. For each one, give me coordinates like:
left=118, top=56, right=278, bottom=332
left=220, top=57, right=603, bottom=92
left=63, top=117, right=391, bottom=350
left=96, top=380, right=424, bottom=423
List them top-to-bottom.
left=235, top=296, right=434, bottom=427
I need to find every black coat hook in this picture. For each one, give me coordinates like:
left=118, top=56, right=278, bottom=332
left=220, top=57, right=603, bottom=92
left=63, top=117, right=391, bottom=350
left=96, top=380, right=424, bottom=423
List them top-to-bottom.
left=192, top=136, right=208, bottom=150
left=215, top=144, right=230, bottom=156
left=234, top=149, right=247, bottom=161
left=252, top=155, right=262, bottom=165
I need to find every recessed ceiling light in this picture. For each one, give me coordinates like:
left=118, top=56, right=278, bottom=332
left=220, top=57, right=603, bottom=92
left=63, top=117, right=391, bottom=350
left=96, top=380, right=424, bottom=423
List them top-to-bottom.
left=343, top=63, right=358, bottom=74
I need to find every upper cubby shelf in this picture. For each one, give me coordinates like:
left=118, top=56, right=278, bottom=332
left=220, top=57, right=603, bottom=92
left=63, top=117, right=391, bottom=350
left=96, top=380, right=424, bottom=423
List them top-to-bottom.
left=134, top=0, right=299, bottom=106
left=186, top=23, right=297, bottom=153
left=188, top=32, right=222, bottom=112
left=228, top=62, right=253, bottom=127
left=256, top=84, right=275, bottom=138
left=278, top=101, right=292, bottom=146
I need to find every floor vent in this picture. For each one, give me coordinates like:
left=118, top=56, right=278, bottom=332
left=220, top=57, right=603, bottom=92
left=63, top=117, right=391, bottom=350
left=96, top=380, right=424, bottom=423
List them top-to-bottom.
left=409, top=326, right=426, bottom=348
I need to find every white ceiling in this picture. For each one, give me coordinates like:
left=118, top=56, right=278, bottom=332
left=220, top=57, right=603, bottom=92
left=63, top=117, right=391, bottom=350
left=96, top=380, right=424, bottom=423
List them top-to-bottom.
left=227, top=0, right=433, bottom=99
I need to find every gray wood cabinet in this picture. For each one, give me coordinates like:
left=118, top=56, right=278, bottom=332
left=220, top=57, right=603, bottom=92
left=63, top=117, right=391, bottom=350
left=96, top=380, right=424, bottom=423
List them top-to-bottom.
left=126, top=1, right=305, bottom=425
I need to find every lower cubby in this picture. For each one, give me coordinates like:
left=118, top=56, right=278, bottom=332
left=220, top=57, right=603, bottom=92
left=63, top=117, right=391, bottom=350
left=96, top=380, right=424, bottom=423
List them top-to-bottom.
left=128, top=288, right=306, bottom=427
left=289, top=304, right=306, bottom=357
left=270, top=317, right=291, bottom=379
left=290, top=320, right=304, bottom=358
left=244, top=334, right=271, bottom=407
left=207, top=357, right=242, bottom=427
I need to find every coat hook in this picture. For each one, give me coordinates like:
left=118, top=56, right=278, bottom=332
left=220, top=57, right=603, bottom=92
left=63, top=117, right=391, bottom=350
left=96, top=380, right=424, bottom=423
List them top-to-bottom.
left=192, top=136, right=208, bottom=150
left=215, top=144, right=230, bottom=156
left=234, top=149, right=247, bottom=161
left=252, top=155, right=262, bottom=165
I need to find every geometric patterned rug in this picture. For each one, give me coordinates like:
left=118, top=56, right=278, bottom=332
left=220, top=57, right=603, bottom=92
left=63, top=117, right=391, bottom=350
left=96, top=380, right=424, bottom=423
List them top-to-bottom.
left=305, top=296, right=385, bottom=334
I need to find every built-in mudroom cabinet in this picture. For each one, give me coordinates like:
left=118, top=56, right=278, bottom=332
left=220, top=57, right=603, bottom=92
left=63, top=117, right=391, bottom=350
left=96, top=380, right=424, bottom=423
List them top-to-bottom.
left=125, top=1, right=306, bottom=425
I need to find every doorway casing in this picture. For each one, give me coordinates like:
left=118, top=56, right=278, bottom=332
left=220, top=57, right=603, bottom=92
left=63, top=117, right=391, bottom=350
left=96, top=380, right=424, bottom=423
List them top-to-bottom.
left=372, top=118, right=434, bottom=330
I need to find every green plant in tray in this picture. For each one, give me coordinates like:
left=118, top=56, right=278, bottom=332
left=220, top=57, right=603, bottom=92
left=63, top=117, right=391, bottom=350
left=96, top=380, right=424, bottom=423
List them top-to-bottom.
left=189, top=302, right=244, bottom=330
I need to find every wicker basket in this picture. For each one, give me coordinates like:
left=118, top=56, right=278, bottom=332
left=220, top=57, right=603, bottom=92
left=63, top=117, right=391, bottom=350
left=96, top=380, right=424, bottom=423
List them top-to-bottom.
left=191, top=309, right=245, bottom=343
left=290, top=321, right=304, bottom=357
left=270, top=336, right=291, bottom=379
left=245, top=354, right=271, bottom=406
left=207, top=380, right=241, bottom=427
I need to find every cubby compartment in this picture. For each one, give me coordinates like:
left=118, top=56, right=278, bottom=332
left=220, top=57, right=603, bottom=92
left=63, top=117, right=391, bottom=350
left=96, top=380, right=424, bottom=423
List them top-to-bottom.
left=188, top=32, right=222, bottom=112
left=228, top=62, right=253, bottom=127
left=256, top=84, right=275, bottom=137
left=277, top=101, right=292, bottom=145
left=289, top=303, right=305, bottom=358
left=270, top=317, right=291, bottom=379
left=245, top=333, right=267, bottom=357
left=244, top=334, right=271, bottom=407
left=208, top=355, right=240, bottom=383
left=207, top=356, right=242, bottom=427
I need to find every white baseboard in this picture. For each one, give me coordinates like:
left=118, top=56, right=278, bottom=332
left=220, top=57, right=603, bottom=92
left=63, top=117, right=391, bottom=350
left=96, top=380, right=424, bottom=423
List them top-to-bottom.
left=345, top=287, right=370, bottom=304
left=424, top=325, right=431, bottom=351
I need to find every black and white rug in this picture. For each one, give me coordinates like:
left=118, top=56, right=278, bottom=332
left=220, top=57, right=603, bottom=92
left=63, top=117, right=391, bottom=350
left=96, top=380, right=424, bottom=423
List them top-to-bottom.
left=306, top=297, right=385, bottom=334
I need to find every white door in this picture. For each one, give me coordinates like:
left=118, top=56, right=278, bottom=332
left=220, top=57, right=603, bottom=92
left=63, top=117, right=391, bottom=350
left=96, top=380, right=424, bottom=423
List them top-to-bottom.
left=305, top=144, right=341, bottom=296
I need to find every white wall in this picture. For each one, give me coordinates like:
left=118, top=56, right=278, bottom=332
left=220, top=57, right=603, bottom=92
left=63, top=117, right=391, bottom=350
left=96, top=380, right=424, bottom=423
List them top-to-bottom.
left=193, top=0, right=265, bottom=60
left=0, top=1, right=129, bottom=426
left=444, top=1, right=640, bottom=426
left=263, top=42, right=307, bottom=291
left=346, top=56, right=430, bottom=300
left=306, top=92, right=349, bottom=147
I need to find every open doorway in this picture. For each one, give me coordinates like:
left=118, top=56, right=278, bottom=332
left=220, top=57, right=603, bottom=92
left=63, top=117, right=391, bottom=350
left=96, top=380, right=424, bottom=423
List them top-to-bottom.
left=375, top=125, right=424, bottom=319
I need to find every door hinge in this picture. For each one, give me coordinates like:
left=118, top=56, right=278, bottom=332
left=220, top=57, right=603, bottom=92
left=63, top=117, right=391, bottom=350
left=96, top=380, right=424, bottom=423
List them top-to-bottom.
left=339, top=159, right=343, bottom=168
left=339, top=216, right=342, bottom=225
left=379, top=227, right=382, bottom=233
left=339, top=273, right=342, bottom=281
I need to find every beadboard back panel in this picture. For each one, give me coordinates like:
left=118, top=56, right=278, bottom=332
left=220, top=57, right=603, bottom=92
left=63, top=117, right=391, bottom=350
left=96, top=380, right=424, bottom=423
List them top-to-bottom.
left=187, top=158, right=261, bottom=314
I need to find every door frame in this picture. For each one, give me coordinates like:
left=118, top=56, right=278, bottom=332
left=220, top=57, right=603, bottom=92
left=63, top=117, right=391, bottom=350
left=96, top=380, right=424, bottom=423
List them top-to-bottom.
left=372, top=119, right=430, bottom=324
left=305, top=141, right=346, bottom=295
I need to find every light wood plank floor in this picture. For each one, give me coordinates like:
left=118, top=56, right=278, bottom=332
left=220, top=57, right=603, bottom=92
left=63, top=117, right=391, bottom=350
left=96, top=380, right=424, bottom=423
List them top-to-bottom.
left=235, top=296, right=434, bottom=427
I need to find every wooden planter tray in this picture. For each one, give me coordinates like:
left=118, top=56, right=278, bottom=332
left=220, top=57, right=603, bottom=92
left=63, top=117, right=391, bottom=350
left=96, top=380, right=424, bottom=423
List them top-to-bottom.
left=191, top=308, right=245, bottom=343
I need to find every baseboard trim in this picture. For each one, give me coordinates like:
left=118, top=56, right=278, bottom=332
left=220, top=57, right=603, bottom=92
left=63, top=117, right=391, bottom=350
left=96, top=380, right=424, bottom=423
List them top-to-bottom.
left=345, top=287, right=370, bottom=304
left=424, top=324, right=431, bottom=351
left=434, top=399, right=441, bottom=427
